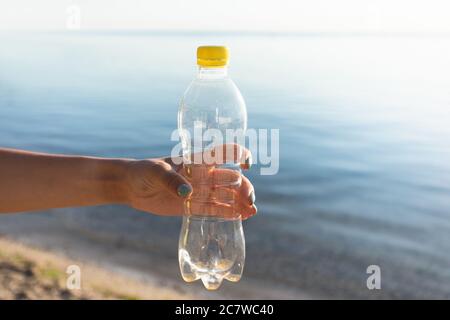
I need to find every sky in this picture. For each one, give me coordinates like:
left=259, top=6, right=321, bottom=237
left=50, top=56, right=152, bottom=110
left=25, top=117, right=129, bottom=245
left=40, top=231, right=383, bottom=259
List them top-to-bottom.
left=1, top=0, right=450, bottom=32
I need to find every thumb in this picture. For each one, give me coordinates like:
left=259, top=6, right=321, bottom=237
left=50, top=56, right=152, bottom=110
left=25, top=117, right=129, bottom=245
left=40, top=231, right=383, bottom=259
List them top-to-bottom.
left=157, top=164, right=192, bottom=198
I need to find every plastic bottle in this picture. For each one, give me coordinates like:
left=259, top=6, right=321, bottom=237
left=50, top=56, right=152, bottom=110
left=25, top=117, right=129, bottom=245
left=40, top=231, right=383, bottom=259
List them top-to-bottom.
left=178, top=46, right=247, bottom=290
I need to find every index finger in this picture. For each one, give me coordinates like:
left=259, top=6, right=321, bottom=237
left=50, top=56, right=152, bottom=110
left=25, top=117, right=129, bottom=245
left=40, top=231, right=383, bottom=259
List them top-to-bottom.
left=167, top=143, right=252, bottom=170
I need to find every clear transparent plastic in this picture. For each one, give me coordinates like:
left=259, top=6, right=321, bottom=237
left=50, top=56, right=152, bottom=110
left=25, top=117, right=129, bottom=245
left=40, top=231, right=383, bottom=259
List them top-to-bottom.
left=178, top=66, right=247, bottom=290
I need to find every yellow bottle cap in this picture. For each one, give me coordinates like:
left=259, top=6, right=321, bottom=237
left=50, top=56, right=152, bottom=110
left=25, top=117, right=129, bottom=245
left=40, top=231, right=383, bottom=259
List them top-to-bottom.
left=197, top=46, right=229, bottom=67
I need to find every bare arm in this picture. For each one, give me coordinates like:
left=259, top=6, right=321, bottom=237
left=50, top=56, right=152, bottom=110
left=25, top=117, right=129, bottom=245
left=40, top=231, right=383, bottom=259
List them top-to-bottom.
left=0, top=148, right=257, bottom=219
left=0, top=148, right=129, bottom=213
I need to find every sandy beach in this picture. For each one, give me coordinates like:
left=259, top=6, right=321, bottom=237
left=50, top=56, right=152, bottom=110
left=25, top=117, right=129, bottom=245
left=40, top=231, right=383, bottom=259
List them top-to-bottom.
left=0, top=234, right=307, bottom=300
left=0, top=236, right=197, bottom=300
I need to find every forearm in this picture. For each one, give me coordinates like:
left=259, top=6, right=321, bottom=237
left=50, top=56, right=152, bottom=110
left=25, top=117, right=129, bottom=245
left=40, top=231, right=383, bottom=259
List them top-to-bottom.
left=0, top=148, right=131, bottom=213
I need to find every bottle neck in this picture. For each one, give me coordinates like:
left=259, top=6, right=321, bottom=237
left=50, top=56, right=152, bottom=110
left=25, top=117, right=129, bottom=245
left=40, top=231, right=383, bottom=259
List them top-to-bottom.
left=197, top=66, right=228, bottom=79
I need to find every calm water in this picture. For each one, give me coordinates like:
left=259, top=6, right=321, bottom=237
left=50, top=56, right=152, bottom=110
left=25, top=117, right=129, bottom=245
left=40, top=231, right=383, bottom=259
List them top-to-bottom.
left=1, top=32, right=450, bottom=298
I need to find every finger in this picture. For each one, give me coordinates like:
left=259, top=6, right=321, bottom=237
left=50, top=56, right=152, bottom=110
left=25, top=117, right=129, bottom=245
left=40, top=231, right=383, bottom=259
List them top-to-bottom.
left=181, top=144, right=252, bottom=169
left=205, top=144, right=252, bottom=169
left=154, top=162, right=193, bottom=198
left=183, top=166, right=242, bottom=187
left=211, top=168, right=242, bottom=187
left=190, top=169, right=256, bottom=205
left=208, top=169, right=255, bottom=206
left=233, top=174, right=256, bottom=220
left=206, top=175, right=254, bottom=207
left=238, top=175, right=255, bottom=206
left=191, top=185, right=236, bottom=204
left=186, top=199, right=256, bottom=220
left=186, top=200, right=239, bottom=219
left=240, top=203, right=257, bottom=220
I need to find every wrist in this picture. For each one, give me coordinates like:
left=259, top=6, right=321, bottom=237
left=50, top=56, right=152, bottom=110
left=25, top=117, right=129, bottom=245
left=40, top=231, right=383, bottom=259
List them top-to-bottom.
left=97, top=158, right=133, bottom=205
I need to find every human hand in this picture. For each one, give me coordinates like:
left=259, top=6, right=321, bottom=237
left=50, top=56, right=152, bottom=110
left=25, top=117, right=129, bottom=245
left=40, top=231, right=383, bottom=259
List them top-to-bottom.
left=123, top=145, right=257, bottom=219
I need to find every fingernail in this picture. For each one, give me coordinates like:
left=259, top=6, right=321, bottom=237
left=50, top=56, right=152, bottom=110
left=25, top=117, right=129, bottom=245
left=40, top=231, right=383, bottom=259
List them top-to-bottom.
left=241, top=156, right=252, bottom=170
left=177, top=184, right=192, bottom=198
left=248, top=191, right=256, bottom=205
left=252, top=204, right=257, bottom=214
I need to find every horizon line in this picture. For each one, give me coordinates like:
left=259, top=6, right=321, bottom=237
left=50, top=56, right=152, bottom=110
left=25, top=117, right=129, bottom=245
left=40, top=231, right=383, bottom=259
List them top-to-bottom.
left=3, top=29, right=450, bottom=38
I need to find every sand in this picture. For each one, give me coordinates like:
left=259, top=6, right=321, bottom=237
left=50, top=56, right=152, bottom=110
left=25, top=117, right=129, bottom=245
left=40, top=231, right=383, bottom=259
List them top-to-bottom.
left=0, top=236, right=197, bottom=300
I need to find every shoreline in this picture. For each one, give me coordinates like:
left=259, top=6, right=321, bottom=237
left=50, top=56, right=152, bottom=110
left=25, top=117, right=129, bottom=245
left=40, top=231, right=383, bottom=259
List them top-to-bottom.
left=0, top=209, right=311, bottom=300
left=0, top=235, right=308, bottom=300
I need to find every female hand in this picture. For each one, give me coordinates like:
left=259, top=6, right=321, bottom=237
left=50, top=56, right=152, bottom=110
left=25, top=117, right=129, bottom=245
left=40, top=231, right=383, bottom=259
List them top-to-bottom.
left=124, top=145, right=257, bottom=219
left=0, top=146, right=256, bottom=218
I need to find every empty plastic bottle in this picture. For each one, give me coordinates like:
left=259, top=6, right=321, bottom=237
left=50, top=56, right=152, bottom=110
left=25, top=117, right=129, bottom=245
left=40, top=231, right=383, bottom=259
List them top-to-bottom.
left=178, top=46, right=247, bottom=290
